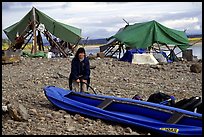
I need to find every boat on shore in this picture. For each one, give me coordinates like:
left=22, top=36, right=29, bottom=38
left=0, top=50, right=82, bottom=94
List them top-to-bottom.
left=43, top=86, right=202, bottom=135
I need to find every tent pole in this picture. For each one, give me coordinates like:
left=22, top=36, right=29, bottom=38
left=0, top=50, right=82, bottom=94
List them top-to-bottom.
left=32, top=7, right=37, bottom=54
left=8, top=21, right=33, bottom=50
left=42, top=30, right=52, bottom=49
left=44, top=31, right=68, bottom=58
left=21, top=33, right=33, bottom=50
left=72, top=37, right=81, bottom=51
left=75, top=37, right=81, bottom=46
left=157, top=42, right=161, bottom=51
left=118, top=44, right=122, bottom=59
left=165, top=44, right=174, bottom=57
left=122, top=45, right=125, bottom=55
left=165, top=45, right=179, bottom=61
left=165, top=45, right=176, bottom=56
left=104, top=46, right=111, bottom=55
left=105, top=46, right=114, bottom=56
left=111, top=46, right=120, bottom=57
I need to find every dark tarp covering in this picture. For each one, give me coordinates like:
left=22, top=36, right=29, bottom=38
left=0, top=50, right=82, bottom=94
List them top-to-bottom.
left=3, top=7, right=82, bottom=44
left=108, top=20, right=190, bottom=51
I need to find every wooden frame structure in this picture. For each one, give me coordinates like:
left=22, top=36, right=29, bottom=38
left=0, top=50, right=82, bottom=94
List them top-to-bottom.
left=7, top=7, right=80, bottom=58
left=102, top=40, right=181, bottom=61
left=103, top=42, right=125, bottom=59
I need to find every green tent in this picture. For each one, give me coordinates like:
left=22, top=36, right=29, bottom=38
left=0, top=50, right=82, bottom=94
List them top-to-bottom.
left=3, top=7, right=82, bottom=45
left=108, top=20, right=190, bottom=51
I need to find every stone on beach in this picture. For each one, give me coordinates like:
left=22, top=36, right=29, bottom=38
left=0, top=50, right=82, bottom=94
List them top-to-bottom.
left=190, top=63, right=202, bottom=73
left=7, top=101, right=29, bottom=122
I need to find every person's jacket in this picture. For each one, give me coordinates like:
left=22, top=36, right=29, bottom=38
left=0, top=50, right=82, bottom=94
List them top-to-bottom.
left=69, top=57, right=90, bottom=90
left=69, top=57, right=90, bottom=80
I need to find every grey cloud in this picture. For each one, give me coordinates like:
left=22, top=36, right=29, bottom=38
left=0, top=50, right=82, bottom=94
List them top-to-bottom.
left=2, top=2, right=12, bottom=10
left=2, top=2, right=67, bottom=12
left=2, top=2, right=33, bottom=11
left=2, top=2, right=31, bottom=8
left=2, top=2, right=202, bottom=39
left=19, top=2, right=33, bottom=6
left=37, top=2, right=71, bottom=10
left=103, top=2, right=130, bottom=4
left=191, top=2, right=202, bottom=8
left=61, top=3, right=70, bottom=9
left=35, top=6, right=63, bottom=11
left=75, top=10, right=203, bottom=39
left=117, top=10, right=202, bottom=25
left=156, top=10, right=202, bottom=22
left=74, top=15, right=133, bottom=29
left=80, top=18, right=124, bottom=27
left=184, top=22, right=202, bottom=35
left=82, top=28, right=113, bottom=39
left=186, top=29, right=202, bottom=35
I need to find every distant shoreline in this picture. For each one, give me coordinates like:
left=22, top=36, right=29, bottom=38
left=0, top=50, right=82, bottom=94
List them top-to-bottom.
left=83, top=42, right=202, bottom=48
left=190, top=42, right=202, bottom=46
left=83, top=44, right=102, bottom=48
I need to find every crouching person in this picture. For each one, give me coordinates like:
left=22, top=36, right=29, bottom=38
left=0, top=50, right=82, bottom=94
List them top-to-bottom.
left=69, top=47, right=90, bottom=92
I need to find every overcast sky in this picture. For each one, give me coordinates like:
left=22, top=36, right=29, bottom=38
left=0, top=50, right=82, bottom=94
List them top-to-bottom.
left=2, top=2, right=202, bottom=39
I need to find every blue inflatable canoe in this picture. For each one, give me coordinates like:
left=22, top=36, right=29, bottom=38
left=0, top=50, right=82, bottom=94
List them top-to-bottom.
left=43, top=86, right=202, bottom=135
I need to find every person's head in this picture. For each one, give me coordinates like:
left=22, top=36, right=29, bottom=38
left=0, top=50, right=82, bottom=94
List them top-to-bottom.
left=75, top=47, right=86, bottom=59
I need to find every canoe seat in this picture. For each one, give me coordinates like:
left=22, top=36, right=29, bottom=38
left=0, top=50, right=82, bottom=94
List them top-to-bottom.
left=167, top=97, right=202, bottom=124
left=97, top=98, right=113, bottom=109
left=166, top=112, right=184, bottom=124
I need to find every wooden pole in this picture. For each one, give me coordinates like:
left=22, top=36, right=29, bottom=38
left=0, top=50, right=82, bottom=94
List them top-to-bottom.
left=32, top=7, right=37, bottom=54
left=8, top=22, right=33, bottom=50
left=44, top=31, right=68, bottom=58
left=21, top=33, right=33, bottom=50
left=72, top=37, right=81, bottom=50
left=76, top=37, right=82, bottom=46
left=157, top=42, right=161, bottom=51
left=118, top=44, right=122, bottom=59
left=121, top=45, right=124, bottom=57
left=165, top=45, right=179, bottom=61
left=104, top=46, right=114, bottom=56
left=104, top=46, right=111, bottom=55
left=111, top=46, right=120, bottom=57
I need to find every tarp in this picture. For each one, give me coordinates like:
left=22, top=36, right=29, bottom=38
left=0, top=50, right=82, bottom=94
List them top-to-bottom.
left=3, top=7, right=82, bottom=44
left=108, top=20, right=190, bottom=51
left=119, top=48, right=146, bottom=63
left=120, top=49, right=173, bottom=63
left=22, top=51, right=47, bottom=58
left=132, top=53, right=159, bottom=65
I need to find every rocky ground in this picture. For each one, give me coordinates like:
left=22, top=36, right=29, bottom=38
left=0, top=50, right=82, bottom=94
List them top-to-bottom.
left=2, top=56, right=202, bottom=135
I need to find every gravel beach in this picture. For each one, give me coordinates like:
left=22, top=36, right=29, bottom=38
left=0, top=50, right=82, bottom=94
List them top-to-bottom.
left=2, top=56, right=202, bottom=135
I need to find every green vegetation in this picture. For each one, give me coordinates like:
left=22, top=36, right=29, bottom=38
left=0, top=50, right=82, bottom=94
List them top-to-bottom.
left=188, top=37, right=202, bottom=43
left=2, top=38, right=49, bottom=52
left=2, top=42, right=33, bottom=51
